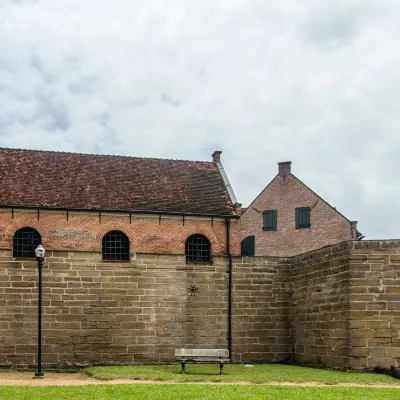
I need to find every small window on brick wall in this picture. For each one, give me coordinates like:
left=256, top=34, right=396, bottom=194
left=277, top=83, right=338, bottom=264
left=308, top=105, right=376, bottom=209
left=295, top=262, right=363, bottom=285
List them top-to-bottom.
left=296, top=207, right=311, bottom=229
left=263, top=210, right=277, bottom=231
left=13, top=227, right=41, bottom=258
left=102, top=230, right=130, bottom=260
left=185, top=234, right=211, bottom=263
left=241, top=235, right=255, bottom=256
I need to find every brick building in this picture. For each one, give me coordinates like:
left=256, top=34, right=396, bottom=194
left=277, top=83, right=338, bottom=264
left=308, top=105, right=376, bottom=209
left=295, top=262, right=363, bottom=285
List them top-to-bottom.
left=2, top=147, right=399, bottom=372
left=0, top=148, right=243, bottom=366
left=0, top=148, right=241, bottom=257
left=240, top=161, right=361, bottom=257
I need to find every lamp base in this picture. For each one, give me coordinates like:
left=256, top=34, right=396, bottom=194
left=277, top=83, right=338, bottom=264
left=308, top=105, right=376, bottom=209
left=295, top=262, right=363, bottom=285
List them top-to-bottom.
left=33, top=372, right=44, bottom=378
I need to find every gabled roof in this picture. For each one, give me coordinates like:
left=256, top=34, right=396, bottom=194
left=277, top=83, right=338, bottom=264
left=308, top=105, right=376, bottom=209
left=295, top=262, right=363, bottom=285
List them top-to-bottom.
left=0, top=148, right=236, bottom=216
left=242, top=161, right=355, bottom=224
left=291, top=174, right=353, bottom=224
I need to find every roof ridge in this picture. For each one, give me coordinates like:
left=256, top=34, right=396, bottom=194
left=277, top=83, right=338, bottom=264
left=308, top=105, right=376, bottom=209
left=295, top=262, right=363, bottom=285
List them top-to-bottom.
left=0, top=147, right=212, bottom=164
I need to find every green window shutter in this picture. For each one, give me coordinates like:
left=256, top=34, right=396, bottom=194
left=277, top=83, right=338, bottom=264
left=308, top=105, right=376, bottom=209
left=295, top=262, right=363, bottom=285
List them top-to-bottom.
left=296, top=207, right=310, bottom=228
left=295, top=208, right=300, bottom=229
left=263, top=210, right=277, bottom=231
left=272, top=210, right=277, bottom=230
left=241, top=235, right=255, bottom=256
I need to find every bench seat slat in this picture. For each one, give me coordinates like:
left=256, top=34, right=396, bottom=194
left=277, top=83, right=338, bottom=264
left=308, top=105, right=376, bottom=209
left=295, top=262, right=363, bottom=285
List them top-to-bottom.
left=175, top=349, right=229, bottom=358
left=176, top=359, right=230, bottom=363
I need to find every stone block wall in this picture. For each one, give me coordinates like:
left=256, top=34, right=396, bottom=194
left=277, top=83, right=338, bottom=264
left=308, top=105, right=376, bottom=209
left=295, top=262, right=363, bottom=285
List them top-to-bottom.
left=2, top=239, right=400, bottom=369
left=290, top=240, right=400, bottom=370
left=349, top=240, right=400, bottom=369
left=290, top=242, right=351, bottom=368
left=0, top=248, right=293, bottom=367
left=0, top=250, right=230, bottom=367
left=232, top=257, right=291, bottom=363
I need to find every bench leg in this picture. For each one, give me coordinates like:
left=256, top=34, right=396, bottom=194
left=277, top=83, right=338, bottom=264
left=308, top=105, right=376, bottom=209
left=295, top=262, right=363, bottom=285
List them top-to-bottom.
left=181, top=362, right=185, bottom=374
left=220, top=362, right=223, bottom=375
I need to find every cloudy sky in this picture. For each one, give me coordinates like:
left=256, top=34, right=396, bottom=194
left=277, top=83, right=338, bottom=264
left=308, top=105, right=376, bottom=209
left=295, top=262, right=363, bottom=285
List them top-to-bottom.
left=1, top=0, right=400, bottom=239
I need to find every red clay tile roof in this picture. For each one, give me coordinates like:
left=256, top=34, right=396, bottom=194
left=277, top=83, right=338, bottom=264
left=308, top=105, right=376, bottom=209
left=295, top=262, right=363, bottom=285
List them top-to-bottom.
left=0, top=148, right=235, bottom=216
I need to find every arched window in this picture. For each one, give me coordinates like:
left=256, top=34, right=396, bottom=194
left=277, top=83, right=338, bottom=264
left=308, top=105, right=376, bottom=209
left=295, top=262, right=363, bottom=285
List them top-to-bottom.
left=13, top=227, right=41, bottom=258
left=102, top=230, right=130, bottom=260
left=185, top=234, right=211, bottom=263
left=241, top=235, right=255, bottom=257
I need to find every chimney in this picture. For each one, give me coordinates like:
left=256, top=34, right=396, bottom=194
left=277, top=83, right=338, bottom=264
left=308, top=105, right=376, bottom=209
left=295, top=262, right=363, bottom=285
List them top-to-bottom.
left=212, top=151, right=222, bottom=163
left=278, top=161, right=292, bottom=177
left=233, top=202, right=242, bottom=216
left=350, top=221, right=360, bottom=240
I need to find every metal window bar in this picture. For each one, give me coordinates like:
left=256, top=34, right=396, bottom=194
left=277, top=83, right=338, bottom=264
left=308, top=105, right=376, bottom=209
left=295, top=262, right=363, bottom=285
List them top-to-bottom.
left=13, top=228, right=41, bottom=258
left=102, top=231, right=130, bottom=260
left=185, top=234, right=211, bottom=262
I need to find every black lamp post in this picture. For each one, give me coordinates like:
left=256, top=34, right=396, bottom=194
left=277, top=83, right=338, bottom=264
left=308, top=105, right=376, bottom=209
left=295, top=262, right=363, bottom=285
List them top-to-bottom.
left=34, top=244, right=45, bottom=378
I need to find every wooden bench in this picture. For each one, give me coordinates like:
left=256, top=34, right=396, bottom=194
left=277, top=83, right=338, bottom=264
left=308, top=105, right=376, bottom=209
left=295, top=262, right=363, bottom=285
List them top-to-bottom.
left=175, top=348, right=230, bottom=375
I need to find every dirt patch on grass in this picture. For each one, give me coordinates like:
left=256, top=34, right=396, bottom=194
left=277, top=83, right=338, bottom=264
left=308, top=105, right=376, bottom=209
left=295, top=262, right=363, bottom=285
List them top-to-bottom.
left=0, top=372, right=400, bottom=388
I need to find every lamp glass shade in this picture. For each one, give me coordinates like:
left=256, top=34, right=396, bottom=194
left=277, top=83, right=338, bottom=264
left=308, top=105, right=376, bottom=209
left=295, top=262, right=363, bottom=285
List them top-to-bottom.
left=35, top=244, right=45, bottom=258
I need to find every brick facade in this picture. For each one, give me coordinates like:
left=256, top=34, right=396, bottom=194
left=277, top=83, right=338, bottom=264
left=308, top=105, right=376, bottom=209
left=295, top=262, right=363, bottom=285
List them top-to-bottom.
left=241, top=162, right=357, bottom=257
left=0, top=209, right=240, bottom=257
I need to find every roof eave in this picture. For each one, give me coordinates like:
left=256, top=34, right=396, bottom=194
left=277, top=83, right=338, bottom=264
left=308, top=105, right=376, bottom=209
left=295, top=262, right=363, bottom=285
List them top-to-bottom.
left=214, top=161, right=238, bottom=205
left=0, top=204, right=238, bottom=219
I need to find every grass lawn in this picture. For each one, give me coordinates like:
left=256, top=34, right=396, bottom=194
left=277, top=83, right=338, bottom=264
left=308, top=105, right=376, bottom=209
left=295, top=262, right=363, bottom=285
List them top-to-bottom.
left=86, top=363, right=399, bottom=384
left=1, top=384, right=400, bottom=400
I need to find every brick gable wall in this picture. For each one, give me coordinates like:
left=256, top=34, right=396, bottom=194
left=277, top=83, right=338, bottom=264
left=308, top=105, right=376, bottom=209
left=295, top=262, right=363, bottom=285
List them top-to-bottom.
left=241, top=174, right=355, bottom=257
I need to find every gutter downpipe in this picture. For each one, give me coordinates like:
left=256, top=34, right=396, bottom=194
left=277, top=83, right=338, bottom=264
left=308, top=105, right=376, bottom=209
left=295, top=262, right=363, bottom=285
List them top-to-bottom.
left=226, top=218, right=233, bottom=360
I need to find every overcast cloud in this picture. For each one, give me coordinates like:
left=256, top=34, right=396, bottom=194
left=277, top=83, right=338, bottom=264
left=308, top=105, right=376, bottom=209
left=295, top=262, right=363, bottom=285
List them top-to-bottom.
left=1, top=0, right=400, bottom=239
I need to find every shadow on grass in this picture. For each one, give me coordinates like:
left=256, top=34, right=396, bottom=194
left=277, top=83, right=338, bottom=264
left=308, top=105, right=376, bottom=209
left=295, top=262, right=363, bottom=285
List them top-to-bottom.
left=177, top=372, right=225, bottom=376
